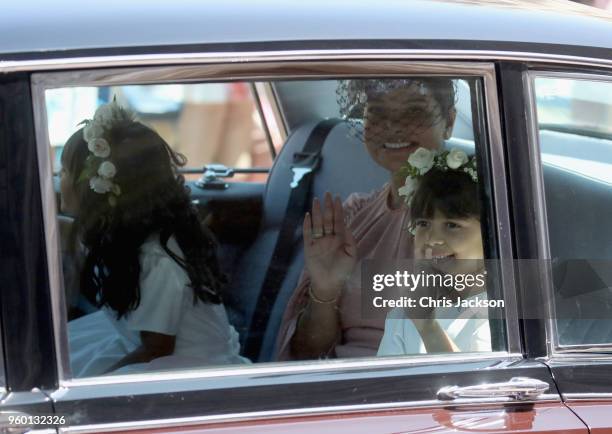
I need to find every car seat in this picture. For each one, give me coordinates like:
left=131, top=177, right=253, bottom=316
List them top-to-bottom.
left=224, top=119, right=388, bottom=362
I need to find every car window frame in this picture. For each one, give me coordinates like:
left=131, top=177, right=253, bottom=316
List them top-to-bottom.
left=27, top=57, right=534, bottom=431
left=526, top=68, right=612, bottom=356
left=0, top=314, right=5, bottom=399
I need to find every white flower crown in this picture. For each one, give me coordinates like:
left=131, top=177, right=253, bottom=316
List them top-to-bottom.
left=77, top=99, right=136, bottom=207
left=397, top=147, right=478, bottom=204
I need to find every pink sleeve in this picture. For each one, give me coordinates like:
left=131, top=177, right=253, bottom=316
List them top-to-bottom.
left=274, top=192, right=371, bottom=361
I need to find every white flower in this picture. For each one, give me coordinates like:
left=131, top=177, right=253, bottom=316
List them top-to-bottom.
left=93, top=101, right=119, bottom=127
left=83, top=123, right=104, bottom=142
left=87, top=138, right=111, bottom=158
left=407, top=147, right=435, bottom=175
left=446, top=148, right=469, bottom=169
left=97, top=161, right=117, bottom=179
left=465, top=167, right=478, bottom=182
left=89, top=176, right=114, bottom=194
left=398, top=176, right=418, bottom=202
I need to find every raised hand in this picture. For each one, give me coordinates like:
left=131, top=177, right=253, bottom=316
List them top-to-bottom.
left=303, top=192, right=357, bottom=301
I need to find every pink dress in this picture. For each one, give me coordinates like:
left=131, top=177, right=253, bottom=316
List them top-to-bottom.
left=276, top=183, right=414, bottom=360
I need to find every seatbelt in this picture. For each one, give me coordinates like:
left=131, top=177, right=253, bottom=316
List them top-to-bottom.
left=244, top=118, right=340, bottom=361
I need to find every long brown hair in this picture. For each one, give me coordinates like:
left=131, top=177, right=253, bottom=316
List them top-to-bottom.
left=62, top=119, right=226, bottom=318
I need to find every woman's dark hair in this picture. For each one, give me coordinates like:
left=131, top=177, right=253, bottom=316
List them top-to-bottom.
left=338, top=77, right=456, bottom=122
left=366, top=77, right=456, bottom=117
left=62, top=117, right=226, bottom=318
left=409, top=168, right=480, bottom=226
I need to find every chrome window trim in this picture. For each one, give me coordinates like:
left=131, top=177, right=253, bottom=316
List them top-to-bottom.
left=4, top=49, right=612, bottom=74
left=31, top=60, right=517, bottom=385
left=31, top=60, right=501, bottom=87
left=482, top=65, right=522, bottom=355
left=527, top=70, right=612, bottom=357
left=523, top=71, right=556, bottom=359
left=252, top=82, right=288, bottom=156
left=31, top=84, right=72, bottom=381
left=32, top=86, right=70, bottom=378
left=0, top=311, right=5, bottom=394
left=58, top=352, right=521, bottom=388
left=549, top=353, right=612, bottom=363
left=58, top=393, right=561, bottom=434
left=563, top=393, right=612, bottom=401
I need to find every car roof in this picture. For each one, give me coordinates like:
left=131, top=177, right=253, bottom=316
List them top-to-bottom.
left=2, top=0, right=612, bottom=60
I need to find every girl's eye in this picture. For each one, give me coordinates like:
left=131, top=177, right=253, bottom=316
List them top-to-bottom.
left=415, top=219, right=429, bottom=228
left=445, top=221, right=462, bottom=229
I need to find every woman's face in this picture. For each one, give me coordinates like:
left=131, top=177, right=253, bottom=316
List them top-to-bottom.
left=363, top=86, right=455, bottom=173
left=59, top=164, right=78, bottom=216
left=414, top=208, right=484, bottom=275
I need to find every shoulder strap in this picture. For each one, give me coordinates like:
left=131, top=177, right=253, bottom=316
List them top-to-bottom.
left=243, top=118, right=340, bottom=361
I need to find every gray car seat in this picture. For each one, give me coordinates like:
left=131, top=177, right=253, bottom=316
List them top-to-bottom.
left=224, top=119, right=388, bottom=362
left=543, top=160, right=612, bottom=346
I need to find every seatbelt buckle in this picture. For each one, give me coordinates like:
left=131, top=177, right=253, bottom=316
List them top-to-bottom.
left=290, top=151, right=320, bottom=189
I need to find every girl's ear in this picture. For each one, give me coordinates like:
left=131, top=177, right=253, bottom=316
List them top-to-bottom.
left=444, top=108, right=457, bottom=140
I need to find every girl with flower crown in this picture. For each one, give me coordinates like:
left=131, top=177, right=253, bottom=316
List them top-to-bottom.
left=61, top=101, right=248, bottom=377
left=377, top=148, right=491, bottom=355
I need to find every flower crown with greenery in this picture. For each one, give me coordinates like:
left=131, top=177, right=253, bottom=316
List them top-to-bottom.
left=77, top=99, right=136, bottom=207
left=397, top=147, right=478, bottom=204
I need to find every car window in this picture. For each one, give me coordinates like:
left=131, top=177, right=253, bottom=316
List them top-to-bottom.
left=38, top=71, right=509, bottom=380
left=534, top=75, right=612, bottom=348
left=536, top=77, right=612, bottom=138
left=46, top=82, right=280, bottom=183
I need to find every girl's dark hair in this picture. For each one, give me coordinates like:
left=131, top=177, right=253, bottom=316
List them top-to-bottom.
left=62, top=118, right=226, bottom=318
left=409, top=168, right=480, bottom=225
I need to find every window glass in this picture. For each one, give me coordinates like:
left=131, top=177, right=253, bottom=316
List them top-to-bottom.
left=44, top=75, right=505, bottom=379
left=534, top=75, right=612, bottom=347
left=46, top=83, right=276, bottom=182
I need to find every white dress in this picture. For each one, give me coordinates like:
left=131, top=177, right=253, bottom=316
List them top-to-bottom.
left=68, top=235, right=249, bottom=378
left=377, top=293, right=491, bottom=356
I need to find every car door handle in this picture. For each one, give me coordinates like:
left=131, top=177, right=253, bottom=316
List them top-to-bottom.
left=437, top=377, right=550, bottom=401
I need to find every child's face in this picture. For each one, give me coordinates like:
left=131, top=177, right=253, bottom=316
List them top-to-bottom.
left=59, top=164, right=78, bottom=216
left=414, top=208, right=484, bottom=275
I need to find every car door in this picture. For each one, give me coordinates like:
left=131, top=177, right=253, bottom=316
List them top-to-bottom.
left=0, top=56, right=587, bottom=433
left=525, top=68, right=612, bottom=433
left=0, top=75, right=58, bottom=433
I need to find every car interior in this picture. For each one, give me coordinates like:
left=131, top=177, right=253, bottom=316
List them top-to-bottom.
left=50, top=76, right=612, bottom=370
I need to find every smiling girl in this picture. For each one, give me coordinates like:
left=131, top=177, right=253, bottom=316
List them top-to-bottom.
left=377, top=148, right=491, bottom=355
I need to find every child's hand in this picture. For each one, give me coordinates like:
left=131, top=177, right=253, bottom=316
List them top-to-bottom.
left=303, top=192, right=357, bottom=301
left=406, top=260, right=454, bottom=321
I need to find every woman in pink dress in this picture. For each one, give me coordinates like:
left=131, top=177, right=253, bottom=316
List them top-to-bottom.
left=276, top=78, right=458, bottom=360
